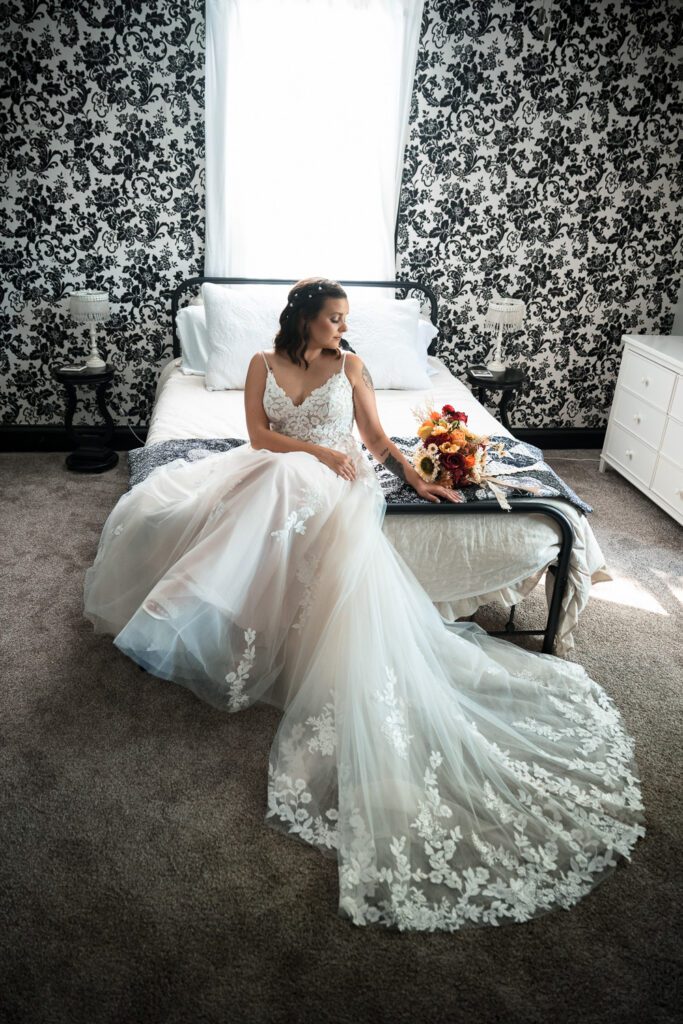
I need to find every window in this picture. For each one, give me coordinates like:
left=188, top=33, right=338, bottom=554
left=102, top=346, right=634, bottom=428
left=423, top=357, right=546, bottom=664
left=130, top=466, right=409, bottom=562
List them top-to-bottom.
left=205, top=0, right=424, bottom=280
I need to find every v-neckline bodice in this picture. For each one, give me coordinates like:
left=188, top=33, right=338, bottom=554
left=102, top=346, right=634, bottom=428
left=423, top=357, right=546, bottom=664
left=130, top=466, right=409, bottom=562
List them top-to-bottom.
left=261, top=350, right=354, bottom=447
left=264, top=358, right=347, bottom=411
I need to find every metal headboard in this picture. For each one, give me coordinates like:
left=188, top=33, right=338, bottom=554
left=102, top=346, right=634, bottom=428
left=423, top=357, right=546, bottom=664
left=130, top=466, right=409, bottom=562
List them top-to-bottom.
left=169, top=276, right=439, bottom=360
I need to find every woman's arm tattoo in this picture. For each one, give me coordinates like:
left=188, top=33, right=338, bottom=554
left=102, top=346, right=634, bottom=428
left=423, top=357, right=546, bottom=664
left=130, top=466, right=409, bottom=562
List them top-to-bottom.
left=361, top=364, right=374, bottom=391
left=381, top=448, right=407, bottom=482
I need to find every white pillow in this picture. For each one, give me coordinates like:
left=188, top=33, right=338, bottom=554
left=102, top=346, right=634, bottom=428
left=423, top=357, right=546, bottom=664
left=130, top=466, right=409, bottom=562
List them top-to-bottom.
left=204, top=284, right=282, bottom=390
left=195, top=285, right=437, bottom=390
left=344, top=298, right=431, bottom=389
left=175, top=300, right=440, bottom=381
left=177, top=305, right=209, bottom=375
left=417, top=318, right=440, bottom=376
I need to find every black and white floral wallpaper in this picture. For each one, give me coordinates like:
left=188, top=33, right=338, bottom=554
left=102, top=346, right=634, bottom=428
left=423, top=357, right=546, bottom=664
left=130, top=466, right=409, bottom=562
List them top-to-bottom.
left=0, top=0, right=205, bottom=429
left=1, top=0, right=681, bottom=432
left=398, top=0, right=683, bottom=428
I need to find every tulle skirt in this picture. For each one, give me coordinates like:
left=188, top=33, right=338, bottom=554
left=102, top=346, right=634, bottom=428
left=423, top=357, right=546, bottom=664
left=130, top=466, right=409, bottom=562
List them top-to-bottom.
left=84, top=443, right=645, bottom=931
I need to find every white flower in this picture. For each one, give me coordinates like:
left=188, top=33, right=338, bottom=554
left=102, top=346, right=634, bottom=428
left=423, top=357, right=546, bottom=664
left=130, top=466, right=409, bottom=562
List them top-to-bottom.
left=412, top=446, right=440, bottom=482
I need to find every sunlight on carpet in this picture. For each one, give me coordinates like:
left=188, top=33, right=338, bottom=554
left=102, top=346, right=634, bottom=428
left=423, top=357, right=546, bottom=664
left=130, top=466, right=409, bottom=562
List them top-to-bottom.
left=588, top=576, right=669, bottom=615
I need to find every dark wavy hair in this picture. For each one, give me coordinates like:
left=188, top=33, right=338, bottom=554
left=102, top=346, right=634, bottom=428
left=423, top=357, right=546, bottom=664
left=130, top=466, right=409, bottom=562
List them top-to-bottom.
left=273, top=277, right=348, bottom=368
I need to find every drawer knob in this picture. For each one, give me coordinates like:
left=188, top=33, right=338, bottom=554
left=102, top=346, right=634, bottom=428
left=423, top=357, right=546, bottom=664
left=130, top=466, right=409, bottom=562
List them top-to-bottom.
left=641, top=377, right=650, bottom=386
left=633, top=413, right=642, bottom=423
left=625, top=450, right=634, bottom=458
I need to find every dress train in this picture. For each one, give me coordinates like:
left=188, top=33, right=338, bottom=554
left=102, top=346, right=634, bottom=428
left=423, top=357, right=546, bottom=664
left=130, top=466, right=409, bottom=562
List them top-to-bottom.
left=83, top=355, right=645, bottom=930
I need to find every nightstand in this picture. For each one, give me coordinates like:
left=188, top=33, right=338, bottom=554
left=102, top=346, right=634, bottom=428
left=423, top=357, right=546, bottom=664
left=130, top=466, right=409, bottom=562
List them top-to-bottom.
left=52, top=364, right=119, bottom=473
left=465, top=365, right=528, bottom=431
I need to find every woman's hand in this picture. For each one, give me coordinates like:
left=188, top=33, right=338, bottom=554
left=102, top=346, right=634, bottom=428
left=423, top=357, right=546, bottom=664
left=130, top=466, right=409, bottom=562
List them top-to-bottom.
left=317, top=447, right=357, bottom=481
left=413, top=480, right=463, bottom=504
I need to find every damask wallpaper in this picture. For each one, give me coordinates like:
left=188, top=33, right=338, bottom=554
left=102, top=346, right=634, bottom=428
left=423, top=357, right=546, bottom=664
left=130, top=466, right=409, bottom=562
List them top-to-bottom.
left=0, top=0, right=205, bottom=430
left=1, top=0, right=681, bottom=433
left=398, top=0, right=683, bottom=428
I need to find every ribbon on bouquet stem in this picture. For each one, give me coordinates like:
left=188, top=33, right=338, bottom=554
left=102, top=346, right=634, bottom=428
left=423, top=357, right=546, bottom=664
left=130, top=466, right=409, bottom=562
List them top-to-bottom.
left=475, top=461, right=547, bottom=511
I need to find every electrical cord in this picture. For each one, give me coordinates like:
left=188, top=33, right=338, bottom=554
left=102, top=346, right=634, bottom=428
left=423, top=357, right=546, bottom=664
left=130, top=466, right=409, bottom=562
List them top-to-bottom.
left=128, top=424, right=147, bottom=446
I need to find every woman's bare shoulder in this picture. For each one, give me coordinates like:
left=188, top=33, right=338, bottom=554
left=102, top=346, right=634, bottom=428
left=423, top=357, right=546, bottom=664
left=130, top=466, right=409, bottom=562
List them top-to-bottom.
left=248, top=350, right=271, bottom=366
left=246, top=351, right=269, bottom=383
left=343, top=351, right=365, bottom=375
left=344, top=351, right=374, bottom=388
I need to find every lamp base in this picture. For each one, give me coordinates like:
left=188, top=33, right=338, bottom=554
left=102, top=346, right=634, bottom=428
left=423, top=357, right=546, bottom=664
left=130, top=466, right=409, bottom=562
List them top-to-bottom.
left=85, top=353, right=107, bottom=369
left=486, top=359, right=507, bottom=373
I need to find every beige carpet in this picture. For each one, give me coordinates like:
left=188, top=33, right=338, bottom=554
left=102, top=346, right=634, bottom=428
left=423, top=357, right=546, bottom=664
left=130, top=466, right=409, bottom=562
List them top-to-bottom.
left=0, top=450, right=681, bottom=1024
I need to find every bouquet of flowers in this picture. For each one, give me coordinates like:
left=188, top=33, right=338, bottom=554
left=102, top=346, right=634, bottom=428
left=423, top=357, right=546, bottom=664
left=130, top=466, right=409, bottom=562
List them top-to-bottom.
left=411, top=403, right=546, bottom=509
left=412, top=404, right=489, bottom=487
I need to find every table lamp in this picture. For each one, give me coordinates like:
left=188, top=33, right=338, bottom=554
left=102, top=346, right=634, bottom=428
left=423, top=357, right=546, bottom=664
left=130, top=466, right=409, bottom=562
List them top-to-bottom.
left=69, top=290, right=109, bottom=369
left=484, top=297, right=526, bottom=373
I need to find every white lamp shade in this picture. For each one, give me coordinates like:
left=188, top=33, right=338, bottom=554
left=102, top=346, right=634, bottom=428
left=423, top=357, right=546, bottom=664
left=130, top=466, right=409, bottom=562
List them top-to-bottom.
left=70, top=290, right=110, bottom=323
left=484, top=297, right=526, bottom=331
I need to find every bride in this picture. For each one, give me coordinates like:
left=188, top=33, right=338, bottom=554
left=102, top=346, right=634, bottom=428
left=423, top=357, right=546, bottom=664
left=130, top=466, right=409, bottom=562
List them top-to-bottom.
left=84, top=277, right=645, bottom=931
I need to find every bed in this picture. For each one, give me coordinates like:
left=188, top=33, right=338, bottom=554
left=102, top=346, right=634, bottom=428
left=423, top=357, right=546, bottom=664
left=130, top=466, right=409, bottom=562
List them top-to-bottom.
left=142, top=276, right=610, bottom=656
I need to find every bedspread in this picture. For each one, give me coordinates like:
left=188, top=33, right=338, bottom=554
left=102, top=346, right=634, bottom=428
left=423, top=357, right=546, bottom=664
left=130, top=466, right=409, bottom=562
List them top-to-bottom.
left=141, top=355, right=610, bottom=654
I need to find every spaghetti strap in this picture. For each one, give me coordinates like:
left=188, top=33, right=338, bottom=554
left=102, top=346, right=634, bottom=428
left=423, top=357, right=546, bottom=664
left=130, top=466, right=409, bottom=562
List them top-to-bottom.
left=341, top=349, right=348, bottom=370
left=260, top=351, right=271, bottom=372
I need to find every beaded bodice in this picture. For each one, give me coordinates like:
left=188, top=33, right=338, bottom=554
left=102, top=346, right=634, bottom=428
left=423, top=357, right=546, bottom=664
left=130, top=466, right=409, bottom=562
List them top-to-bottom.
left=262, top=353, right=355, bottom=448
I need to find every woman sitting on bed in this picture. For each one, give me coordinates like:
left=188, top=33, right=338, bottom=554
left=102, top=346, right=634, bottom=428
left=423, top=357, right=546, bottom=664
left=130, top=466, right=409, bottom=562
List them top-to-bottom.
left=84, top=277, right=645, bottom=934
left=243, top=278, right=458, bottom=500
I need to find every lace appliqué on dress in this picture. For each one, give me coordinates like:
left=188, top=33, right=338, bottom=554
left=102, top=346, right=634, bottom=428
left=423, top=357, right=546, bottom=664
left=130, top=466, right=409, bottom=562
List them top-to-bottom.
left=271, top=492, right=325, bottom=540
left=292, top=554, right=321, bottom=632
left=225, top=628, right=256, bottom=711
left=374, top=667, right=413, bottom=760
left=338, top=691, right=646, bottom=931
left=267, top=700, right=339, bottom=850
left=306, top=700, right=336, bottom=756
left=267, top=764, right=340, bottom=851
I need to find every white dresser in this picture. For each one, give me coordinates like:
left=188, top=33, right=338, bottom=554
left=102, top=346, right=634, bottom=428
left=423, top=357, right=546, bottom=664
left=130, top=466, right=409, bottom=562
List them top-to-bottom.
left=600, top=334, right=683, bottom=526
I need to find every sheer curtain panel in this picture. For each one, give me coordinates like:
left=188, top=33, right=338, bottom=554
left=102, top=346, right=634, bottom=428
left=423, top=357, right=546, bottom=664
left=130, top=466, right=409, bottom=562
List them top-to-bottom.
left=205, top=0, right=424, bottom=281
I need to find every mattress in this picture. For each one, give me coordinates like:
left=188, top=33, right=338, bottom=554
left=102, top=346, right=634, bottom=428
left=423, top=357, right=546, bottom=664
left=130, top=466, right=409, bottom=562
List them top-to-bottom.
left=146, top=356, right=609, bottom=654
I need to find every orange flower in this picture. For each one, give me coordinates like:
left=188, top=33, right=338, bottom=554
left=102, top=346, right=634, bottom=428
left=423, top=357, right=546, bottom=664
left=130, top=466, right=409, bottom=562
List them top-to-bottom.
left=430, top=410, right=441, bottom=422
left=417, top=421, right=435, bottom=441
left=447, top=429, right=467, bottom=446
left=439, top=441, right=462, bottom=454
left=463, top=454, right=476, bottom=468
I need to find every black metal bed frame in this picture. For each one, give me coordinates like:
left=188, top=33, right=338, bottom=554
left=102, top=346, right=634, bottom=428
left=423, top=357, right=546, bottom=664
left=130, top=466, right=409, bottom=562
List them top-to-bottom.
left=168, top=276, right=574, bottom=655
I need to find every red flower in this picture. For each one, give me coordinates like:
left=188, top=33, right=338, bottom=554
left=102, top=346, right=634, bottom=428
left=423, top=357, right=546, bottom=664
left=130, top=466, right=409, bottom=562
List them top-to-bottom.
left=441, top=405, right=468, bottom=424
left=442, top=450, right=474, bottom=486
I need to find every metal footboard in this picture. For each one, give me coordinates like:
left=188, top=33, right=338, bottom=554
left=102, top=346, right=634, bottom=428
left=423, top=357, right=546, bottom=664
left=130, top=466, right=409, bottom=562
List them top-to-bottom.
left=385, top=499, right=574, bottom=654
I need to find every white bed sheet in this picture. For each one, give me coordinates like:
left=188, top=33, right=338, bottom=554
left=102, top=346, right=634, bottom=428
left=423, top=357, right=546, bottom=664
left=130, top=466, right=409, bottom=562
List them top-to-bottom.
left=146, top=356, right=609, bottom=654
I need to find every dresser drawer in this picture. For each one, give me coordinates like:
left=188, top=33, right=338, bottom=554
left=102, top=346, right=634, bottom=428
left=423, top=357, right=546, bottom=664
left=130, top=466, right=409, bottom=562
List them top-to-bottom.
left=618, top=346, right=676, bottom=412
left=671, top=374, right=683, bottom=422
left=611, top=388, right=666, bottom=450
left=660, top=417, right=683, bottom=469
left=603, top=422, right=658, bottom=486
left=651, top=454, right=683, bottom=517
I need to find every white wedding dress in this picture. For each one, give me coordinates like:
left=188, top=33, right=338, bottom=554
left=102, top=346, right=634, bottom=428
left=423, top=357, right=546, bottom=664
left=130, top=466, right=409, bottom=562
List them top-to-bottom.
left=84, top=352, right=645, bottom=931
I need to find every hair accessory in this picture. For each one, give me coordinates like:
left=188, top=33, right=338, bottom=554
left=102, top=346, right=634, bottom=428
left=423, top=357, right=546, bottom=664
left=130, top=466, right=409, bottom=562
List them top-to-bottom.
left=288, top=284, right=324, bottom=307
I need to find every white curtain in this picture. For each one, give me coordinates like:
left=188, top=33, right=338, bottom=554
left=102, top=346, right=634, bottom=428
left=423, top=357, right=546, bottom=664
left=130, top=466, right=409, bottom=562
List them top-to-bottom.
left=205, top=0, right=424, bottom=281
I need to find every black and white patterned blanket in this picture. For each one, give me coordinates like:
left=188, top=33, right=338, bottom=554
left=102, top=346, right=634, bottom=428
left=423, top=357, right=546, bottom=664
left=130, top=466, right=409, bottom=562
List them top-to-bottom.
left=128, top=436, right=591, bottom=515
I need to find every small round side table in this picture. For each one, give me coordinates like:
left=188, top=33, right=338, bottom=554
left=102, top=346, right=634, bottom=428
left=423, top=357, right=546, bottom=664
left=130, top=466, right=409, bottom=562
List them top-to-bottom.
left=52, top=364, right=119, bottom=473
left=465, top=364, right=529, bottom=432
